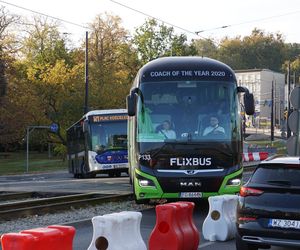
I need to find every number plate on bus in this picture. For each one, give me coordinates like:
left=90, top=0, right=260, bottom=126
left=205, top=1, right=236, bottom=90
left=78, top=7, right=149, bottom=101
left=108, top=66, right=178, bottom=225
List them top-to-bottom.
left=113, top=164, right=126, bottom=169
left=180, top=192, right=202, bottom=198
left=268, top=219, right=300, bottom=229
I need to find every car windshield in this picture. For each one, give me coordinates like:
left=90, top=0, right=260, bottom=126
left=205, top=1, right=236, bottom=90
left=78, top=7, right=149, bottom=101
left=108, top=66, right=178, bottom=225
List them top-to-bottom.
left=251, top=164, right=300, bottom=186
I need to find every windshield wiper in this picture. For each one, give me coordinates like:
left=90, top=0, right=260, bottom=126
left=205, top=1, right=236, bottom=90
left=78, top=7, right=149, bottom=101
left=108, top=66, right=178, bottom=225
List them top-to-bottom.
left=149, top=143, right=170, bottom=159
left=267, top=180, right=291, bottom=186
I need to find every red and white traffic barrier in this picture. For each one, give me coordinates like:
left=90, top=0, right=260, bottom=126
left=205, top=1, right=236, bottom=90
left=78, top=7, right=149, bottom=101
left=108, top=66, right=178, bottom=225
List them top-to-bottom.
left=242, top=152, right=268, bottom=162
left=202, top=195, right=238, bottom=241
left=149, top=201, right=199, bottom=250
left=88, top=211, right=146, bottom=250
left=1, top=225, right=75, bottom=250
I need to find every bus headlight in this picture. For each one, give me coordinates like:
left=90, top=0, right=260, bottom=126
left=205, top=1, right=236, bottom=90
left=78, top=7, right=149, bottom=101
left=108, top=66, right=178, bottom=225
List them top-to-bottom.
left=136, top=174, right=156, bottom=187
left=138, top=179, right=153, bottom=187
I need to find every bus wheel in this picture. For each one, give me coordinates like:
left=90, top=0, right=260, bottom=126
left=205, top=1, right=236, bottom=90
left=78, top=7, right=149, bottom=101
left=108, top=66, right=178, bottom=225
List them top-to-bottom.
left=80, top=163, right=90, bottom=178
left=115, top=171, right=121, bottom=177
left=108, top=172, right=114, bottom=178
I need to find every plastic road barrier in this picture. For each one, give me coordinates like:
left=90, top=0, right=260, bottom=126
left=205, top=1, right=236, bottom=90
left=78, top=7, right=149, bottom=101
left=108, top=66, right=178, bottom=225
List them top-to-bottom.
left=242, top=152, right=268, bottom=162
left=202, top=194, right=238, bottom=241
left=149, top=201, right=199, bottom=250
left=87, top=211, right=146, bottom=250
left=0, top=225, right=75, bottom=250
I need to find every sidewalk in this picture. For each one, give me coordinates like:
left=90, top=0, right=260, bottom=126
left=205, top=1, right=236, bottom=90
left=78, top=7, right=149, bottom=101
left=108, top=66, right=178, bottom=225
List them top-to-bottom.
left=245, top=127, right=282, bottom=137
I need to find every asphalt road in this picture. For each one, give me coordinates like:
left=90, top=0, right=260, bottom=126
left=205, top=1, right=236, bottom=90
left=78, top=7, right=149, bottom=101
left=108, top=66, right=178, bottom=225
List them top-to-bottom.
left=0, top=169, right=297, bottom=250
left=0, top=171, right=132, bottom=195
left=71, top=200, right=294, bottom=250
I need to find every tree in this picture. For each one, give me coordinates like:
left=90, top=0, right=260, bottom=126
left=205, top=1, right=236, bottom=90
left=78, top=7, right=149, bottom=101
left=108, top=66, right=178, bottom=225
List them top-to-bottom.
left=0, top=6, right=19, bottom=98
left=87, top=13, right=139, bottom=110
left=11, top=17, right=82, bottom=148
left=133, top=18, right=189, bottom=65
left=217, top=29, right=286, bottom=71
left=216, top=37, right=245, bottom=69
left=191, top=38, right=218, bottom=58
left=282, top=43, right=300, bottom=81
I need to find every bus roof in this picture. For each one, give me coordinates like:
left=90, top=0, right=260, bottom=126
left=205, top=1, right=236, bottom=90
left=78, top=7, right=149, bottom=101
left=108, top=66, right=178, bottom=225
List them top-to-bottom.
left=137, top=56, right=236, bottom=83
left=84, top=109, right=127, bottom=118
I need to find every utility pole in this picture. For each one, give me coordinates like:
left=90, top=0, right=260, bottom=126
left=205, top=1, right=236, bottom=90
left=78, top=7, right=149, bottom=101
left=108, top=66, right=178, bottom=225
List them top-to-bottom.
left=84, top=31, right=89, bottom=114
left=287, top=63, right=291, bottom=138
left=271, top=81, right=274, bottom=142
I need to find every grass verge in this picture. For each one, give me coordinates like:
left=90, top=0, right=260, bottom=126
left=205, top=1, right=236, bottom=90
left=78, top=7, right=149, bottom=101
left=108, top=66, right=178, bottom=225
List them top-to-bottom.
left=0, top=151, right=67, bottom=175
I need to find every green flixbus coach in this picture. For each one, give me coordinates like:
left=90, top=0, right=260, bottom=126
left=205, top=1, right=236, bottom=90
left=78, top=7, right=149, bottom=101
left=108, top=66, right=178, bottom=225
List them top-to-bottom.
left=127, top=57, right=254, bottom=203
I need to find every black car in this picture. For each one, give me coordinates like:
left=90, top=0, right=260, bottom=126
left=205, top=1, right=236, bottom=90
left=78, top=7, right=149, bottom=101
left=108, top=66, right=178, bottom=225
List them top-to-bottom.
left=236, top=156, right=300, bottom=250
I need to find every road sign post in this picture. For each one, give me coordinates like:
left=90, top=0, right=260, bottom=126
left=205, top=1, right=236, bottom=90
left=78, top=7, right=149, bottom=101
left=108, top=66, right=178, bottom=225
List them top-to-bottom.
left=287, top=87, right=300, bottom=156
left=26, top=124, right=59, bottom=172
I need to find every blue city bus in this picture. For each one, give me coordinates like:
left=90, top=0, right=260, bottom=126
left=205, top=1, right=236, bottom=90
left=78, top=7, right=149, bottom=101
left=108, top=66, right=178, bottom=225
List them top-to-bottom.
left=127, top=57, right=254, bottom=203
left=66, top=109, right=128, bottom=178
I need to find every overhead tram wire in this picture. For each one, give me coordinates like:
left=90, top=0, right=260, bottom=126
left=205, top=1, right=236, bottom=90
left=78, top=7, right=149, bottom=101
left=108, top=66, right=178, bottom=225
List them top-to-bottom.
left=0, top=0, right=91, bottom=30
left=0, top=0, right=219, bottom=47
left=109, top=0, right=201, bottom=38
left=109, top=0, right=230, bottom=51
left=110, top=0, right=300, bottom=49
left=195, top=9, right=300, bottom=34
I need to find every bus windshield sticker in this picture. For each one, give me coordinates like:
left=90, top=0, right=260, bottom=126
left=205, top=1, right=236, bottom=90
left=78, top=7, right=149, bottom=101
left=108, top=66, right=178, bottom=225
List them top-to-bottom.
left=148, top=70, right=226, bottom=79
left=92, top=115, right=127, bottom=123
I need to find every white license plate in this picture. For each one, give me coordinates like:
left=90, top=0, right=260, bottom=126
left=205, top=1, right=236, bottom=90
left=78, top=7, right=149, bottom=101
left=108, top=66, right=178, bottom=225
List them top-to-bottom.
left=102, top=164, right=113, bottom=169
left=113, top=164, right=126, bottom=169
left=180, top=192, right=202, bottom=198
left=269, top=219, right=300, bottom=229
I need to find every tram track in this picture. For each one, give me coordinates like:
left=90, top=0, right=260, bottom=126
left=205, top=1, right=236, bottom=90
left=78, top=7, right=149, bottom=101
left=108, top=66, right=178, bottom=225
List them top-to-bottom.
left=0, top=192, right=133, bottom=221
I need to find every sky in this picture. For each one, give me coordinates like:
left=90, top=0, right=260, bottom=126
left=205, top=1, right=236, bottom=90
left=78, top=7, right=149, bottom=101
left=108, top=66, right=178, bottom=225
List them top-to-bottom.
left=1, top=0, right=300, bottom=45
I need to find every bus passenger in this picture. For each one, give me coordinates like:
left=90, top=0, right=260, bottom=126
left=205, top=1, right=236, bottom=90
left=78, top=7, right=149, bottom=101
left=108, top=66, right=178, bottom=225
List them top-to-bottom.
left=203, top=116, right=225, bottom=136
left=157, top=120, right=176, bottom=139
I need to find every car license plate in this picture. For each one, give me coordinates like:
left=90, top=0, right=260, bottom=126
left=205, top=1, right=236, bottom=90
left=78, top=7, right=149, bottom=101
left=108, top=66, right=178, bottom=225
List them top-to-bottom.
left=180, top=192, right=202, bottom=198
left=268, top=219, right=300, bottom=229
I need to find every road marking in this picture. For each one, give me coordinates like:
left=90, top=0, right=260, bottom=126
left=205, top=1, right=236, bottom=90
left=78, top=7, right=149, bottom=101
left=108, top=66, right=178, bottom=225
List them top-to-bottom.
left=199, top=241, right=215, bottom=248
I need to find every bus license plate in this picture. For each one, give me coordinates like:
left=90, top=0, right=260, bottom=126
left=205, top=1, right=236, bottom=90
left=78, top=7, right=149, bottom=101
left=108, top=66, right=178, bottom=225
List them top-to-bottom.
left=113, top=164, right=125, bottom=169
left=180, top=192, right=202, bottom=198
left=269, top=219, right=300, bottom=229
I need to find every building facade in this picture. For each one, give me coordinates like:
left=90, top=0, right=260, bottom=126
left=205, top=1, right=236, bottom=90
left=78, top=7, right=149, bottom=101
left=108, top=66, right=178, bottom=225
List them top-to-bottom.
left=235, top=69, right=285, bottom=129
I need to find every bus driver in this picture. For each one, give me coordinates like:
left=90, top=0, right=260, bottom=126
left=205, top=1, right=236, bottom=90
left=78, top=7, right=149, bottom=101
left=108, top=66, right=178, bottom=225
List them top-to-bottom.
left=202, top=116, right=225, bottom=136
left=157, top=120, right=176, bottom=139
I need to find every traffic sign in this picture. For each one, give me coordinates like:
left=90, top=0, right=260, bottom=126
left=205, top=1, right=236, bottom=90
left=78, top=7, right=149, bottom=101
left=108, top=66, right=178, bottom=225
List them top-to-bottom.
left=290, top=86, right=300, bottom=109
left=288, top=110, right=300, bottom=134
left=50, top=123, right=59, bottom=133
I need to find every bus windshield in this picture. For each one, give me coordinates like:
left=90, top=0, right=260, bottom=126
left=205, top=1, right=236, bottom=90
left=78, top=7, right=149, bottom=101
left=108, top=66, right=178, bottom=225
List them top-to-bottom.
left=136, top=81, right=241, bottom=143
left=90, top=121, right=127, bottom=153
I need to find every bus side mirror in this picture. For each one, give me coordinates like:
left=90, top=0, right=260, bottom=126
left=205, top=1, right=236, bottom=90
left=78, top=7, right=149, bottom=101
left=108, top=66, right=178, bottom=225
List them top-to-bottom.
left=237, top=86, right=255, bottom=115
left=127, top=89, right=137, bottom=116
left=244, top=93, right=255, bottom=115
left=83, top=120, right=89, bottom=133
